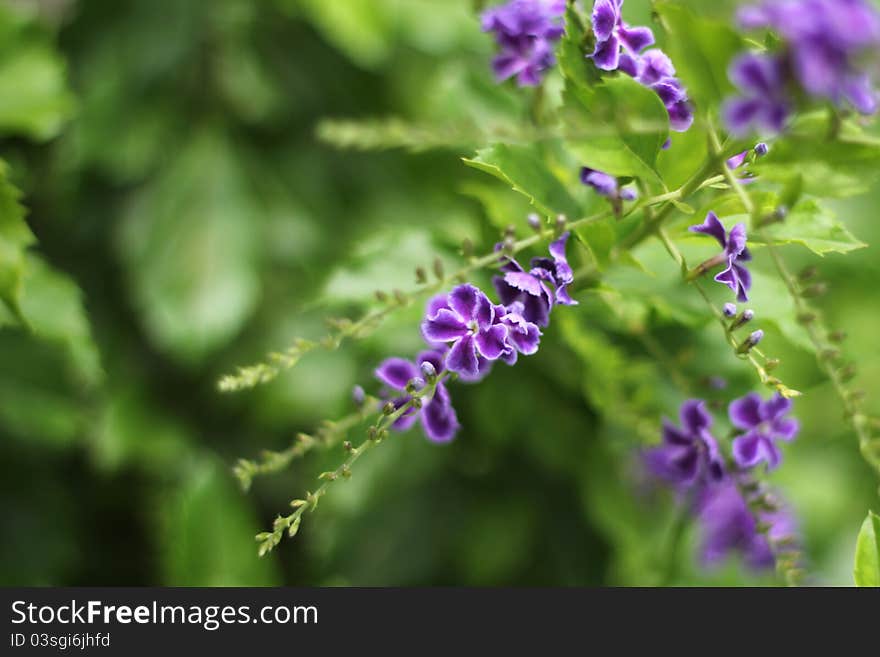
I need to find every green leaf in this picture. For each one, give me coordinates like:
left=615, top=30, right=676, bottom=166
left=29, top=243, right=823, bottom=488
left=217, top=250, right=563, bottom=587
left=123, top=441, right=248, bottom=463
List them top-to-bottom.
left=654, top=2, right=745, bottom=109
left=0, top=6, right=75, bottom=140
left=562, top=75, right=669, bottom=183
left=753, top=115, right=880, bottom=197
left=118, top=130, right=261, bottom=365
left=463, top=143, right=581, bottom=218
left=0, top=160, right=35, bottom=322
left=694, top=192, right=866, bottom=256
left=759, top=201, right=866, bottom=256
left=159, top=458, right=281, bottom=586
left=854, top=511, right=880, bottom=587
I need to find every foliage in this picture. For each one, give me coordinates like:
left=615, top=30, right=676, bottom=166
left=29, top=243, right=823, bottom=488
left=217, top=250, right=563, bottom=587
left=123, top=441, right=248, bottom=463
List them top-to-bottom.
left=2, top=0, right=880, bottom=587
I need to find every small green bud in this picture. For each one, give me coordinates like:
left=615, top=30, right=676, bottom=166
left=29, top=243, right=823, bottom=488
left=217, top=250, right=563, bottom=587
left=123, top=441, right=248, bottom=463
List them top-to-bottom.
left=433, top=257, right=445, bottom=280
left=415, top=266, right=427, bottom=284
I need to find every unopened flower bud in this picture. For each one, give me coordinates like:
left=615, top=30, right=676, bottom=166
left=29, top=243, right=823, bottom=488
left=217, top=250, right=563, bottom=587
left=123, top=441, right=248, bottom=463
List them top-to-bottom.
left=754, top=142, right=770, bottom=157
left=527, top=213, right=542, bottom=232
left=555, top=214, right=567, bottom=232
left=461, top=238, right=474, bottom=258
left=433, top=257, right=444, bottom=280
left=415, top=266, right=427, bottom=284
left=801, top=283, right=828, bottom=298
left=375, top=290, right=389, bottom=303
left=722, top=302, right=737, bottom=318
left=731, top=309, right=754, bottom=330
left=738, top=329, right=764, bottom=353
left=829, top=330, right=847, bottom=343
left=765, top=358, right=780, bottom=371
left=420, top=361, right=437, bottom=381
left=839, top=363, right=857, bottom=382
left=406, top=377, right=426, bottom=394
left=352, top=385, right=365, bottom=407
left=382, top=401, right=395, bottom=416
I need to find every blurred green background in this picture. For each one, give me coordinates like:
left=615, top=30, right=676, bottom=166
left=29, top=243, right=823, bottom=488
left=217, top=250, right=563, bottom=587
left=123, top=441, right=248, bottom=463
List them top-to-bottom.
left=1, top=0, right=878, bottom=586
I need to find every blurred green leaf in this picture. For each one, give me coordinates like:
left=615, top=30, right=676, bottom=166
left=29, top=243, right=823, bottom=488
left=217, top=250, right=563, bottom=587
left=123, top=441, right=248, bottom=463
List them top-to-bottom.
left=654, top=2, right=744, bottom=109
left=0, top=5, right=75, bottom=140
left=563, top=75, right=669, bottom=183
left=118, top=130, right=262, bottom=365
left=464, top=143, right=581, bottom=218
left=0, top=160, right=34, bottom=321
left=159, top=458, right=281, bottom=585
left=853, top=510, right=880, bottom=587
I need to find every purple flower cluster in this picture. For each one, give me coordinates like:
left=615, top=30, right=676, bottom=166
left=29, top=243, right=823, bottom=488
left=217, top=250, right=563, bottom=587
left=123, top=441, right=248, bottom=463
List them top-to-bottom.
left=481, top=0, right=566, bottom=87
left=725, top=0, right=880, bottom=136
left=590, top=1, right=694, bottom=131
left=689, top=212, right=753, bottom=302
left=375, top=231, right=576, bottom=443
left=492, top=231, right=578, bottom=327
left=646, top=394, right=800, bottom=568
left=697, top=479, right=798, bottom=569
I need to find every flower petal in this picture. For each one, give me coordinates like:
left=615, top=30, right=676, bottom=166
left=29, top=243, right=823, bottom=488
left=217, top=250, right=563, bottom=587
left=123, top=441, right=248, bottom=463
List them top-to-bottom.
left=591, top=0, right=620, bottom=42
left=618, top=24, right=655, bottom=53
left=591, top=33, right=621, bottom=71
left=689, top=211, right=728, bottom=248
left=447, top=283, right=480, bottom=321
left=422, top=308, right=468, bottom=343
left=475, top=323, right=508, bottom=360
left=446, top=334, right=479, bottom=377
left=375, top=357, right=419, bottom=391
left=421, top=384, right=459, bottom=443
left=729, top=392, right=763, bottom=429
left=680, top=399, right=712, bottom=434
left=732, top=431, right=763, bottom=468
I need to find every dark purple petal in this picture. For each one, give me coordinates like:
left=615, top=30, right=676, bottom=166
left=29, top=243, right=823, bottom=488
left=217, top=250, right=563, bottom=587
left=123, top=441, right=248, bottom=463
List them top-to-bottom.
left=591, top=0, right=620, bottom=42
left=618, top=24, right=655, bottom=53
left=591, top=33, right=621, bottom=71
left=635, top=49, right=674, bottom=85
left=618, top=52, right=639, bottom=76
left=729, top=53, right=784, bottom=97
left=652, top=79, right=685, bottom=105
left=667, top=97, right=694, bottom=132
left=722, top=97, right=765, bottom=137
left=689, top=211, right=728, bottom=248
left=726, top=223, right=747, bottom=257
left=549, top=231, right=574, bottom=284
left=447, top=284, right=480, bottom=321
left=473, top=289, right=495, bottom=328
left=425, top=293, right=449, bottom=320
left=422, top=308, right=468, bottom=342
left=475, top=324, right=509, bottom=360
left=446, top=334, right=479, bottom=377
left=457, top=354, right=494, bottom=383
left=375, top=357, right=419, bottom=391
left=420, top=383, right=459, bottom=443
left=729, top=392, right=763, bottom=429
left=760, top=393, right=792, bottom=421
left=680, top=399, right=712, bottom=434
left=772, top=417, right=800, bottom=442
left=662, top=419, right=693, bottom=446
left=732, top=431, right=762, bottom=468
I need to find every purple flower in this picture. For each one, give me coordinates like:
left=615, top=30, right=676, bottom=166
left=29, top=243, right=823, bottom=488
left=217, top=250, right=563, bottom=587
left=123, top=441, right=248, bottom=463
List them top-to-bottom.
left=481, top=0, right=567, bottom=86
left=590, top=0, right=655, bottom=71
left=740, top=0, right=880, bottom=111
left=589, top=2, right=694, bottom=132
left=723, top=53, right=791, bottom=137
left=580, top=167, right=638, bottom=203
left=689, top=212, right=753, bottom=302
left=493, top=231, right=578, bottom=325
left=421, top=284, right=509, bottom=378
left=496, top=302, right=542, bottom=365
left=374, top=350, right=460, bottom=443
left=729, top=392, right=799, bottom=470
left=645, top=399, right=725, bottom=488
left=697, top=480, right=798, bottom=569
